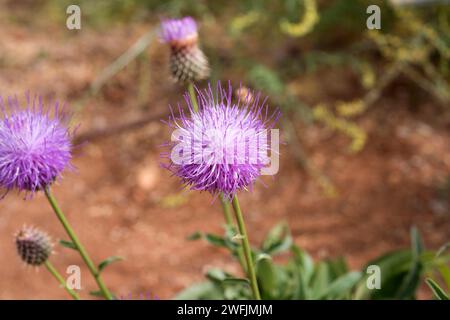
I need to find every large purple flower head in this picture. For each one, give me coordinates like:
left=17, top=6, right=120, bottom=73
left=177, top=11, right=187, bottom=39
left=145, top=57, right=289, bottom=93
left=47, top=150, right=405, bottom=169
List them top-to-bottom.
left=160, top=17, right=198, bottom=45
left=163, top=82, right=280, bottom=200
left=0, top=94, right=74, bottom=196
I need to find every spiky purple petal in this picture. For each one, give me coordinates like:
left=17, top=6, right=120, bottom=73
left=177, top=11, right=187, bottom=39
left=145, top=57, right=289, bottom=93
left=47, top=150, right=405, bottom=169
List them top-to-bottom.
left=160, top=17, right=198, bottom=43
left=163, top=82, right=280, bottom=199
left=0, top=94, right=73, bottom=195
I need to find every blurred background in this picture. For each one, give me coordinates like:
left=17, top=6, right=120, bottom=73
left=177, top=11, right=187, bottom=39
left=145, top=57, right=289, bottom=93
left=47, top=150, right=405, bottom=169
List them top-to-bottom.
left=0, top=0, right=448, bottom=299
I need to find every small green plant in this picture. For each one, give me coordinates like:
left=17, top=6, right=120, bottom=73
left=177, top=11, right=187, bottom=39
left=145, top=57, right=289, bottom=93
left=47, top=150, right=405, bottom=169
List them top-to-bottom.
left=177, top=225, right=449, bottom=300
left=425, top=242, right=450, bottom=300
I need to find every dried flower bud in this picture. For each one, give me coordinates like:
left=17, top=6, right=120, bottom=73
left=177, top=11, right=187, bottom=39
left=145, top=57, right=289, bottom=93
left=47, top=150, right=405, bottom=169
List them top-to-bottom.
left=160, top=17, right=210, bottom=83
left=15, top=226, right=53, bottom=266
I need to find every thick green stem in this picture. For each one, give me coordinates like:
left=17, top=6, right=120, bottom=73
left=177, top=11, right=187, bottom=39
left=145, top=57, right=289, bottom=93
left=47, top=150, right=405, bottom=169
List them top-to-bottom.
left=188, top=82, right=199, bottom=112
left=44, top=187, right=113, bottom=300
left=231, top=195, right=261, bottom=300
left=45, top=260, right=80, bottom=300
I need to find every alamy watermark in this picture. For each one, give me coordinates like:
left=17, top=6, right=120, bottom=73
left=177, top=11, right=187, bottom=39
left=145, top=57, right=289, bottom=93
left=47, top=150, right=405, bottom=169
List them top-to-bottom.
left=66, top=5, right=81, bottom=30
left=366, top=5, right=381, bottom=30
left=170, top=128, right=280, bottom=175
left=66, top=265, right=81, bottom=290
left=366, top=265, right=381, bottom=290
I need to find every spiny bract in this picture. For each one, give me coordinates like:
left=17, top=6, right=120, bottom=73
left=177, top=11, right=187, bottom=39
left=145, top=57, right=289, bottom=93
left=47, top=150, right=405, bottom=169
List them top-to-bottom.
left=160, top=17, right=210, bottom=83
left=15, top=225, right=53, bottom=266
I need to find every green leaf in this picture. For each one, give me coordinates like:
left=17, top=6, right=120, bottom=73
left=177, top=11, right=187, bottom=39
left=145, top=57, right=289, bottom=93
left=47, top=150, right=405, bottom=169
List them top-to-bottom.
left=261, top=222, right=292, bottom=255
left=395, top=227, right=423, bottom=299
left=354, top=229, right=427, bottom=299
left=187, top=231, right=202, bottom=240
left=205, top=233, right=238, bottom=252
left=205, top=234, right=228, bottom=248
left=224, top=236, right=240, bottom=251
left=59, top=239, right=77, bottom=250
left=436, top=242, right=450, bottom=258
left=291, top=245, right=315, bottom=299
left=291, top=245, right=314, bottom=280
left=355, top=248, right=422, bottom=299
left=256, top=254, right=277, bottom=297
left=98, top=256, right=124, bottom=273
left=327, top=256, right=349, bottom=280
left=310, top=262, right=330, bottom=299
left=437, top=264, right=450, bottom=290
left=206, top=268, right=228, bottom=283
left=206, top=268, right=249, bottom=286
left=317, top=271, right=362, bottom=299
left=222, top=278, right=250, bottom=286
left=426, top=278, right=449, bottom=300
left=174, top=281, right=224, bottom=300
left=89, top=290, right=103, bottom=298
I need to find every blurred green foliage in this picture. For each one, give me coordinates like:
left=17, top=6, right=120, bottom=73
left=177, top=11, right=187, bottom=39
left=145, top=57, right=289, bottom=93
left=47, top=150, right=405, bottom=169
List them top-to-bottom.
left=177, top=224, right=449, bottom=300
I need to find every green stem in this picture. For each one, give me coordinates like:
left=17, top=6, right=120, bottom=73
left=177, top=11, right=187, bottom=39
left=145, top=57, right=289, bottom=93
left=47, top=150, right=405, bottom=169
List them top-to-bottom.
left=187, top=82, right=249, bottom=292
left=188, top=82, right=199, bottom=112
left=44, top=187, right=113, bottom=300
left=219, top=194, right=233, bottom=225
left=220, top=194, right=247, bottom=273
left=231, top=195, right=261, bottom=300
left=45, top=260, right=80, bottom=300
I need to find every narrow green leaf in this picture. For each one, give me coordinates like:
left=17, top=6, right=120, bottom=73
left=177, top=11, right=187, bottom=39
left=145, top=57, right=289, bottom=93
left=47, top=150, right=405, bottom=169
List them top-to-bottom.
left=261, top=222, right=292, bottom=255
left=395, top=227, right=423, bottom=299
left=187, top=231, right=202, bottom=240
left=205, top=234, right=227, bottom=248
left=59, top=239, right=77, bottom=250
left=436, top=242, right=450, bottom=258
left=291, top=245, right=314, bottom=299
left=291, top=245, right=314, bottom=282
left=356, top=250, right=412, bottom=299
left=256, top=254, right=277, bottom=297
left=98, top=256, right=124, bottom=273
left=327, top=256, right=349, bottom=280
left=310, top=262, right=330, bottom=299
left=437, top=264, right=450, bottom=290
left=206, top=269, right=228, bottom=283
left=317, top=271, right=362, bottom=299
left=223, top=278, right=250, bottom=286
left=426, top=278, right=449, bottom=300
left=174, top=281, right=224, bottom=300
left=89, top=290, right=103, bottom=298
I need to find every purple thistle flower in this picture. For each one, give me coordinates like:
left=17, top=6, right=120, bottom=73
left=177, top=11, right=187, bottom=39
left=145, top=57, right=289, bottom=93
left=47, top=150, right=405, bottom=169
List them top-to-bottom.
left=160, top=17, right=198, bottom=44
left=163, top=82, right=280, bottom=200
left=0, top=94, right=74, bottom=196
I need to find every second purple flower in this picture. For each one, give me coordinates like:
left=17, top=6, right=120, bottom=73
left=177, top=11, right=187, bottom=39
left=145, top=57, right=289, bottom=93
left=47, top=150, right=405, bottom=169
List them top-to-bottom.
left=164, top=82, right=280, bottom=200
